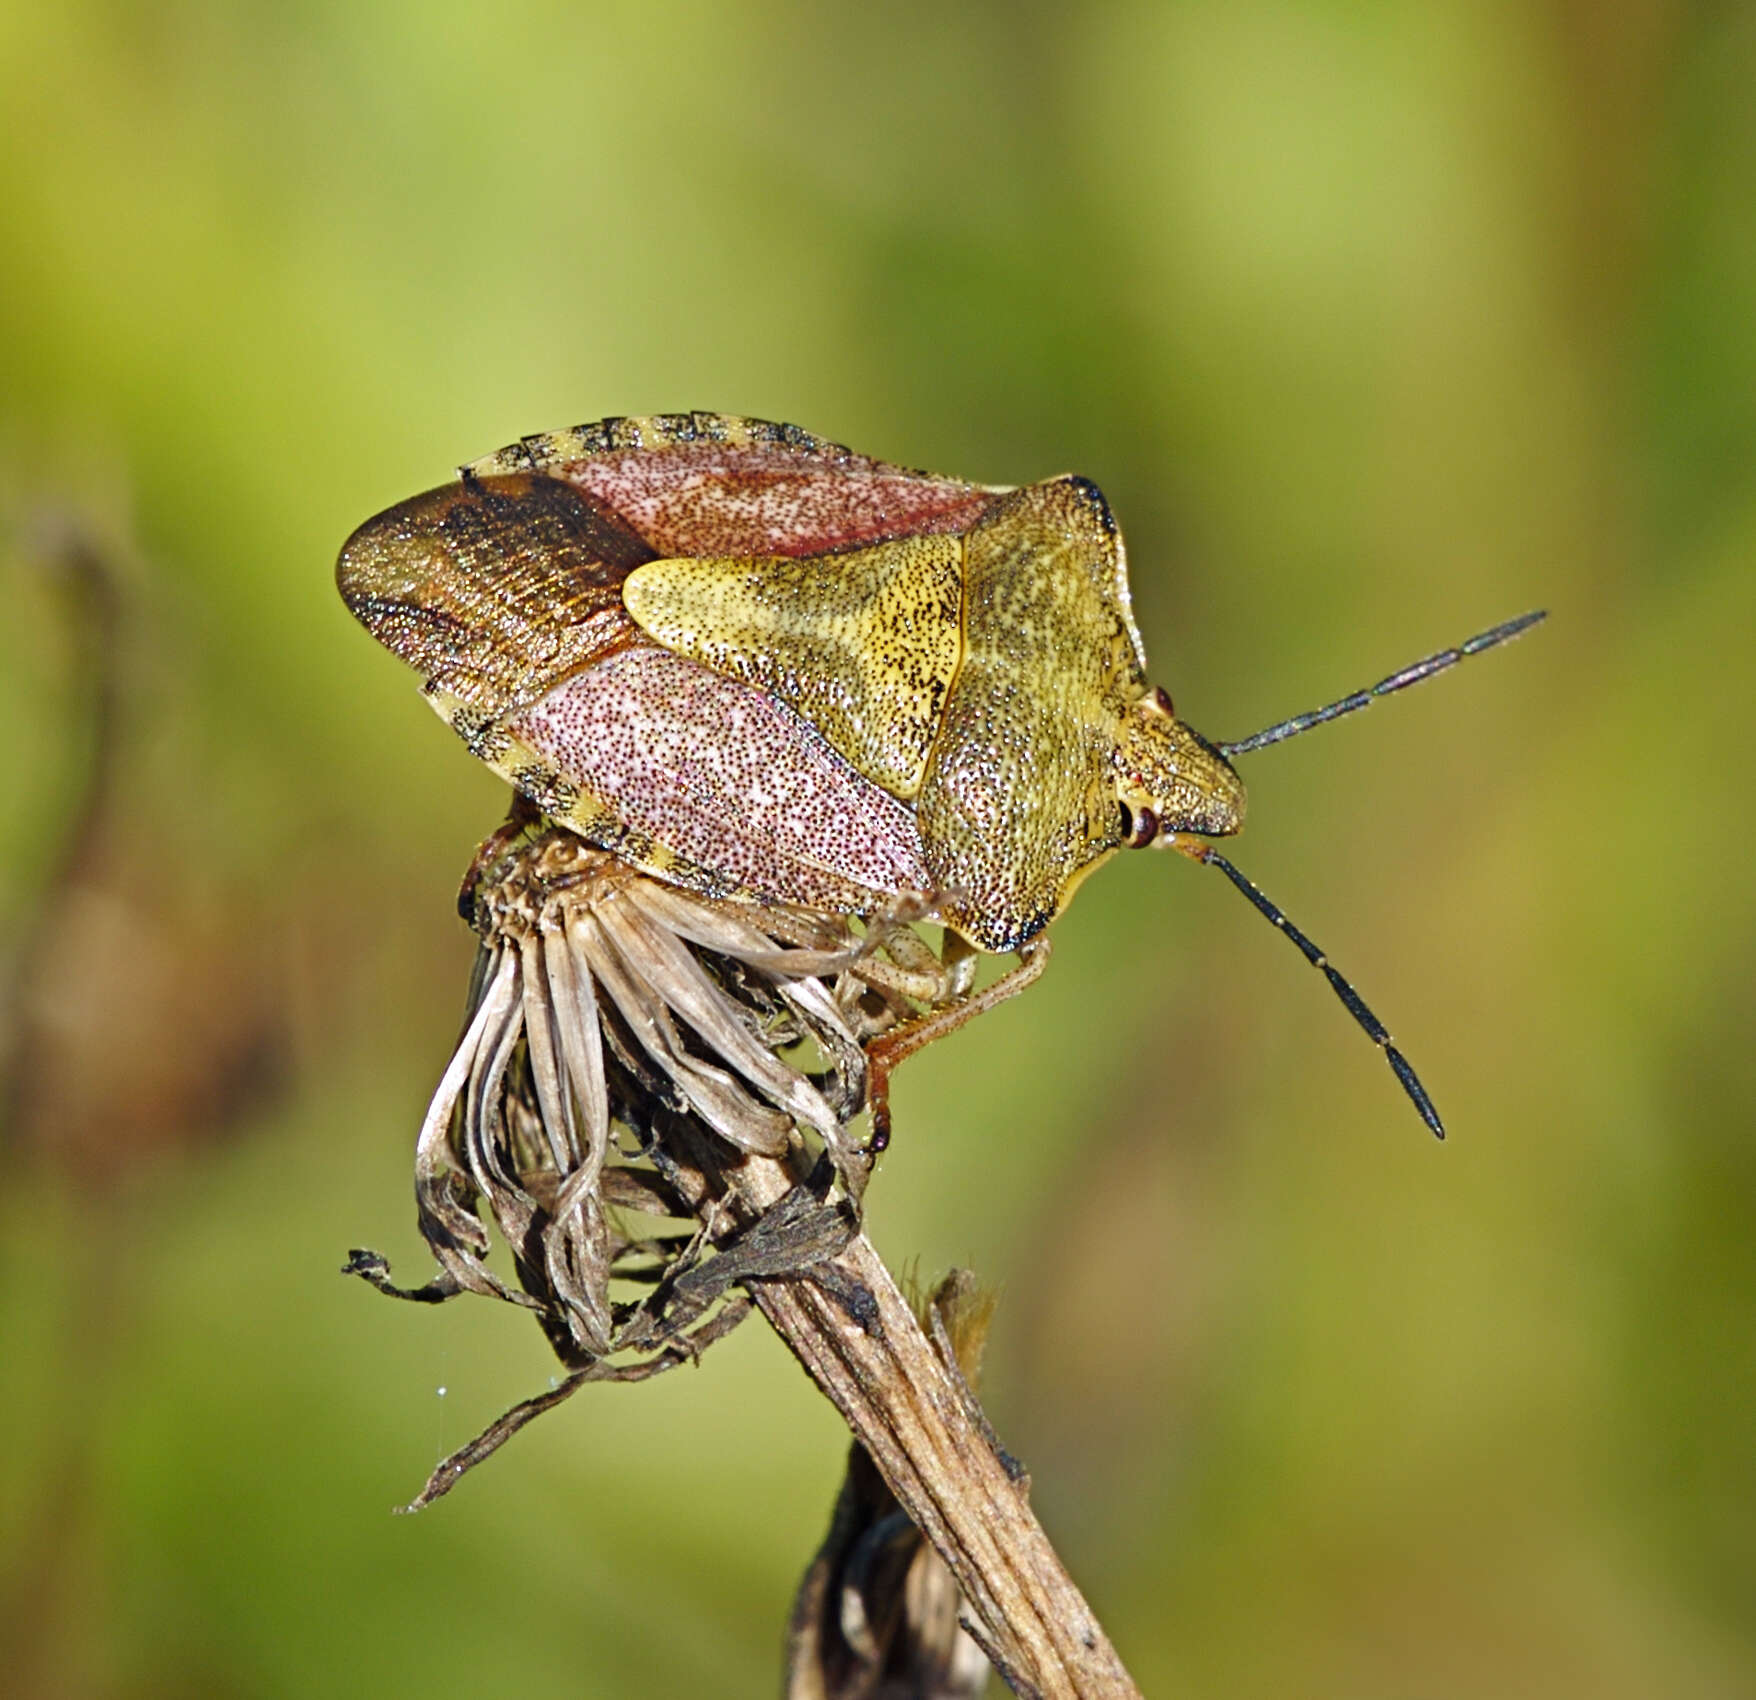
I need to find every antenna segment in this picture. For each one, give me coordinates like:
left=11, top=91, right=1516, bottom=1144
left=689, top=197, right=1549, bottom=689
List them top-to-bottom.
left=1220, top=610, right=1546, bottom=758
left=1165, top=835, right=1446, bottom=1139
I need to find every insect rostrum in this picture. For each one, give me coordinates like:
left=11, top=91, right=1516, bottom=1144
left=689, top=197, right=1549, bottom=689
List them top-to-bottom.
left=338, top=412, right=1541, bottom=1134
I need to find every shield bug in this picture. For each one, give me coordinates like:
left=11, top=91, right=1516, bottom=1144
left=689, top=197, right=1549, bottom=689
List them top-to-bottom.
left=338, top=412, right=1541, bottom=1138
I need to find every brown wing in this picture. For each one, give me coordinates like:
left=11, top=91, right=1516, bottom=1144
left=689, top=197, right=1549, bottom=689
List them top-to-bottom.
left=335, top=470, right=654, bottom=723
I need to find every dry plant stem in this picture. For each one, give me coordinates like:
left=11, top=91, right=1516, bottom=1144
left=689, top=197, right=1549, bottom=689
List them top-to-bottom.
left=722, top=1152, right=1142, bottom=1700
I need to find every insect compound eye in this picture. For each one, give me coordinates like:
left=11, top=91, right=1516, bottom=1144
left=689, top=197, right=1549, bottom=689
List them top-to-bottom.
left=1152, top=684, right=1175, bottom=717
left=1117, top=801, right=1160, bottom=849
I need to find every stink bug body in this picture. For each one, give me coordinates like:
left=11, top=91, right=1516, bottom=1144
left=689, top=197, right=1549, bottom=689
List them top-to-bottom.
left=339, top=412, right=1541, bottom=1136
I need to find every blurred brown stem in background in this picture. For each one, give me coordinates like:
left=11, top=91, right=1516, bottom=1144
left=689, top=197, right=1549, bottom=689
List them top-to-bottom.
left=2, top=519, right=291, bottom=1179
left=0, top=520, right=294, bottom=1699
left=1, top=523, right=123, bottom=1143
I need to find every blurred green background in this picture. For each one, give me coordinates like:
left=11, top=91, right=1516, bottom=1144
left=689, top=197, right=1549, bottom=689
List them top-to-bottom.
left=2, top=1, right=1752, bottom=1695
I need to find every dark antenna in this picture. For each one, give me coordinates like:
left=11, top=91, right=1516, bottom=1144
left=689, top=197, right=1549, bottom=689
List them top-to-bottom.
left=1219, top=610, right=1545, bottom=757
left=1167, top=837, right=1445, bottom=1138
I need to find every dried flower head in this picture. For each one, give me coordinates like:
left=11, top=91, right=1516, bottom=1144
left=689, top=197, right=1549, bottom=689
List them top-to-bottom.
left=347, top=823, right=983, bottom=1503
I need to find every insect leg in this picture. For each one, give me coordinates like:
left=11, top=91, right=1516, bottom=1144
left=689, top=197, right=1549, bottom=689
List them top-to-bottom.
left=1164, top=835, right=1444, bottom=1139
left=863, top=937, right=1052, bottom=1155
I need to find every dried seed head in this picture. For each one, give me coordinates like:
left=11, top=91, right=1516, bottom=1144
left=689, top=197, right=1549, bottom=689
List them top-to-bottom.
left=349, top=822, right=991, bottom=1500
left=412, top=830, right=887, bottom=1359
